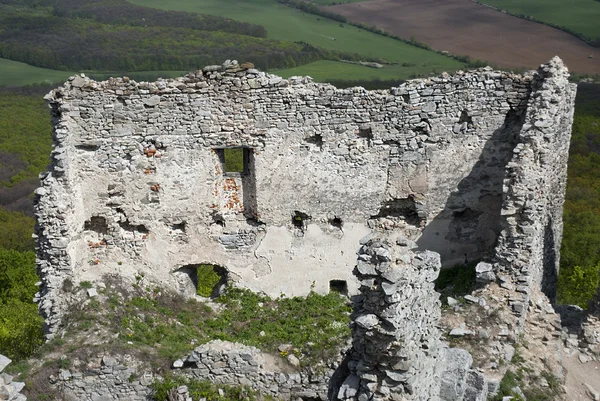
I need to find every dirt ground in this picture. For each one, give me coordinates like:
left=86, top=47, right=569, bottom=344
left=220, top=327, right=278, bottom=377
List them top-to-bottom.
left=327, top=0, right=600, bottom=75
left=564, top=352, right=600, bottom=400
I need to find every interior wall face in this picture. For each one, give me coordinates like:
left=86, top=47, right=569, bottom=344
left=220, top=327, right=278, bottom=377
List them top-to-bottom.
left=35, top=59, right=575, bottom=332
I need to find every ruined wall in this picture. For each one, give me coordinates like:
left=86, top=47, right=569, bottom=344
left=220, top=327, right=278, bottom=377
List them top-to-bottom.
left=35, top=58, right=575, bottom=335
left=490, top=58, right=576, bottom=316
left=336, top=235, right=444, bottom=401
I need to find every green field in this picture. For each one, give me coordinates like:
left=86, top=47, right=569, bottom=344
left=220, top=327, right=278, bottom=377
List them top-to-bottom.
left=129, top=0, right=464, bottom=77
left=480, top=0, right=600, bottom=41
left=0, top=58, right=73, bottom=87
left=0, top=58, right=189, bottom=87
left=273, top=60, right=445, bottom=81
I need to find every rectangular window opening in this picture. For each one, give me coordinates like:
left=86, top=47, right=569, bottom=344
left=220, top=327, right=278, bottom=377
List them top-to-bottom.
left=222, top=148, right=247, bottom=174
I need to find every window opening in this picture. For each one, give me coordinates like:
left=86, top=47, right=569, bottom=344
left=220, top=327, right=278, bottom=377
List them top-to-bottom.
left=223, top=148, right=246, bottom=174
left=292, top=211, right=311, bottom=230
left=329, top=217, right=343, bottom=229
left=329, top=280, right=348, bottom=295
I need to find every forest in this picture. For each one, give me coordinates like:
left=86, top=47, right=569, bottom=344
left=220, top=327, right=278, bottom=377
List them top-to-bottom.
left=0, top=0, right=367, bottom=72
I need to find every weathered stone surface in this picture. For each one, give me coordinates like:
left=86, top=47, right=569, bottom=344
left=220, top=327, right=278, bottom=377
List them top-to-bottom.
left=33, top=58, right=579, bottom=400
left=337, top=235, right=444, bottom=401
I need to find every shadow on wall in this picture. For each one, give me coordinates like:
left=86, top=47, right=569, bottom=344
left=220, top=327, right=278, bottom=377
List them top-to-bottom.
left=417, top=108, right=525, bottom=267
left=542, top=218, right=558, bottom=303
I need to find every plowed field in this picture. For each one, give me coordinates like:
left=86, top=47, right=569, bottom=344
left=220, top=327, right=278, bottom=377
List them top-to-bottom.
left=327, top=0, right=600, bottom=75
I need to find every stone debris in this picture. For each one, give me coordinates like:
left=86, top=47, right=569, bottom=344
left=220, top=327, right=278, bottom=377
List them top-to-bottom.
left=180, top=340, right=329, bottom=399
left=0, top=354, right=26, bottom=401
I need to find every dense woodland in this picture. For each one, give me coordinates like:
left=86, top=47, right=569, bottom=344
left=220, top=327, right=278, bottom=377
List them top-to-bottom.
left=0, top=0, right=368, bottom=72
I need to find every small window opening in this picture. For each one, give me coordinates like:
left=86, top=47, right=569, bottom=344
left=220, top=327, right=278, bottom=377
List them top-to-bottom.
left=458, top=110, right=474, bottom=129
left=358, top=126, right=373, bottom=147
left=305, top=134, right=324, bottom=150
left=75, top=144, right=100, bottom=152
left=222, top=148, right=247, bottom=174
left=371, top=197, right=421, bottom=226
left=292, top=211, right=311, bottom=231
left=212, top=212, right=225, bottom=227
left=84, top=216, right=108, bottom=234
left=329, top=217, right=343, bottom=229
left=119, top=220, right=149, bottom=233
left=172, top=221, right=186, bottom=232
left=175, top=264, right=228, bottom=298
left=197, top=264, right=228, bottom=298
left=329, top=280, right=348, bottom=295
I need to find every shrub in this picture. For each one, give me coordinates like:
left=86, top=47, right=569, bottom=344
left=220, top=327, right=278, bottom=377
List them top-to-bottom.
left=0, top=248, right=43, bottom=360
left=196, top=265, right=221, bottom=297
left=0, top=299, right=44, bottom=360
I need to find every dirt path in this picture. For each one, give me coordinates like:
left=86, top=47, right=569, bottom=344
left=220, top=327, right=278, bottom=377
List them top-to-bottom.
left=327, top=0, right=600, bottom=74
left=564, top=352, right=600, bottom=400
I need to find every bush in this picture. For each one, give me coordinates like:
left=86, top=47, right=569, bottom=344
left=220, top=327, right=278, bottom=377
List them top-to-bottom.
left=0, top=248, right=43, bottom=360
left=196, top=265, right=221, bottom=297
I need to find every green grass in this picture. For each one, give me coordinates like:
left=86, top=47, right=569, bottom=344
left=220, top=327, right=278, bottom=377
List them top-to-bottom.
left=129, top=0, right=464, bottom=77
left=480, top=0, right=600, bottom=41
left=0, top=57, right=189, bottom=87
left=0, top=58, right=73, bottom=87
left=273, top=60, right=447, bottom=81
left=0, top=91, right=53, bottom=186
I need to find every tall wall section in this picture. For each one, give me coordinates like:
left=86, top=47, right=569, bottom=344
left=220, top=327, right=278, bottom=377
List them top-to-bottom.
left=35, top=58, right=575, bottom=334
left=490, top=58, right=576, bottom=316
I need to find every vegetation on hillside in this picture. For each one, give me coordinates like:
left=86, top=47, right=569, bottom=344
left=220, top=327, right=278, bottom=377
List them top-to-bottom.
left=129, top=0, right=465, bottom=78
left=0, top=4, right=352, bottom=72
left=558, top=84, right=600, bottom=307
left=0, top=90, right=52, bottom=187
left=0, top=248, right=44, bottom=360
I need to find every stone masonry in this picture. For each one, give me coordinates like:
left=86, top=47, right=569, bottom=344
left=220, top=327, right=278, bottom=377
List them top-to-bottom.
left=35, top=57, right=577, bottom=399
left=36, top=57, right=576, bottom=339
left=337, top=234, right=444, bottom=401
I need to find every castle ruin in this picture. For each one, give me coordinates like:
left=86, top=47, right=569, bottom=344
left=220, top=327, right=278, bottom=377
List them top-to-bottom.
left=36, top=57, right=577, bottom=400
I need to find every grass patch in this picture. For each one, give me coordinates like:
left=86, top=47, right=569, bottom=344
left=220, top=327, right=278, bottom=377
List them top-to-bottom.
left=130, top=0, right=464, bottom=78
left=479, top=0, right=600, bottom=42
left=0, top=58, right=73, bottom=87
left=273, top=60, right=448, bottom=82
left=434, top=263, right=477, bottom=304
left=63, top=278, right=351, bottom=369
left=151, top=376, right=255, bottom=401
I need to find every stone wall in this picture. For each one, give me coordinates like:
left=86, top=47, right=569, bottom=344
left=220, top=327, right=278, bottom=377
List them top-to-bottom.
left=488, top=57, right=576, bottom=321
left=36, top=58, right=575, bottom=335
left=336, top=234, right=444, bottom=401
left=178, top=340, right=330, bottom=400
left=54, top=343, right=329, bottom=401
left=0, top=354, right=27, bottom=401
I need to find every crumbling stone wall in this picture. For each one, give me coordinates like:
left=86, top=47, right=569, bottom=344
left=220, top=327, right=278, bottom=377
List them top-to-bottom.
left=36, top=58, right=575, bottom=335
left=488, top=58, right=576, bottom=319
left=336, top=234, right=444, bottom=401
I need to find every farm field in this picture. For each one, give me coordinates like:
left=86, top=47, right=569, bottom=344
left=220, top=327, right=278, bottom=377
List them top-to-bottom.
left=128, top=0, right=464, bottom=78
left=328, top=0, right=600, bottom=75
left=479, top=0, right=600, bottom=42
left=0, top=57, right=189, bottom=87
left=0, top=58, right=73, bottom=87
left=273, top=60, right=444, bottom=81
